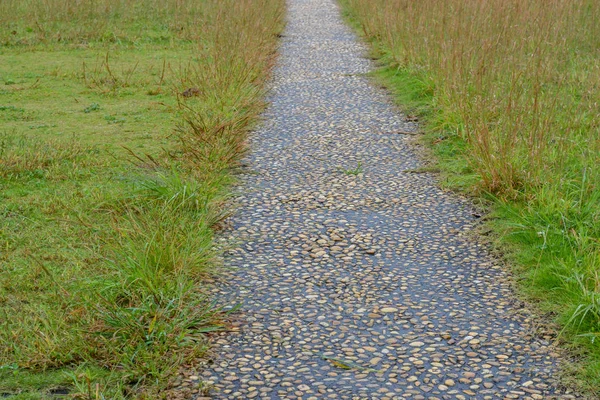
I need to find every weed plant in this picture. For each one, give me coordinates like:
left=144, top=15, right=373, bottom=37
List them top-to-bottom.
left=0, top=0, right=284, bottom=398
left=340, top=0, right=600, bottom=393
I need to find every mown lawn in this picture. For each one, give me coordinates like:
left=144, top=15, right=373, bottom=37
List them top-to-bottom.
left=0, top=0, right=284, bottom=398
left=340, top=0, right=600, bottom=395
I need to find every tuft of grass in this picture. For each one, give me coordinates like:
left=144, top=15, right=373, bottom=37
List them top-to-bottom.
left=0, top=0, right=284, bottom=397
left=341, top=0, right=600, bottom=394
left=83, top=103, right=100, bottom=113
left=339, top=161, right=364, bottom=176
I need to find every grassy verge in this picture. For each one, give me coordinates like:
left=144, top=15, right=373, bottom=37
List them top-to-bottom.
left=0, top=0, right=284, bottom=398
left=339, top=0, right=600, bottom=394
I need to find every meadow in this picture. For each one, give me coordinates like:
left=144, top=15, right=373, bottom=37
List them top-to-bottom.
left=0, top=0, right=284, bottom=398
left=340, top=0, right=600, bottom=393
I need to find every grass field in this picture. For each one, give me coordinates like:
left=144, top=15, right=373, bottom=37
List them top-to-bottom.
left=0, top=0, right=284, bottom=398
left=340, top=0, right=600, bottom=394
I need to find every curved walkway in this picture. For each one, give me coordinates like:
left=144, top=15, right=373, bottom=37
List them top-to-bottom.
left=197, top=0, right=571, bottom=398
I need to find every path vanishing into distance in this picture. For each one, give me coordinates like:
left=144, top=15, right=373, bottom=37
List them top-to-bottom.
left=193, top=0, right=574, bottom=399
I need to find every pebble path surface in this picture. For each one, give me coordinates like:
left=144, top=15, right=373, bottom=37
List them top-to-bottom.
left=193, top=0, right=574, bottom=398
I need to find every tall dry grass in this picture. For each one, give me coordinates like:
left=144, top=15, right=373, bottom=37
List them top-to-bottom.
left=177, top=0, right=282, bottom=179
left=345, top=0, right=600, bottom=196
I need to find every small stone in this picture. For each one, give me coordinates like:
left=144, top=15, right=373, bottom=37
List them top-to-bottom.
left=370, top=357, right=382, bottom=365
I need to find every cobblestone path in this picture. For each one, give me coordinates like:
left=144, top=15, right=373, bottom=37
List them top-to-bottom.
left=196, top=0, right=571, bottom=398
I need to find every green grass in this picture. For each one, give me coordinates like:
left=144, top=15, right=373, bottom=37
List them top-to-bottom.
left=0, top=0, right=284, bottom=398
left=340, top=0, right=600, bottom=395
left=339, top=161, right=364, bottom=176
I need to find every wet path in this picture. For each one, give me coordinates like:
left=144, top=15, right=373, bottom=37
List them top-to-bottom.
left=195, top=0, right=569, bottom=398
